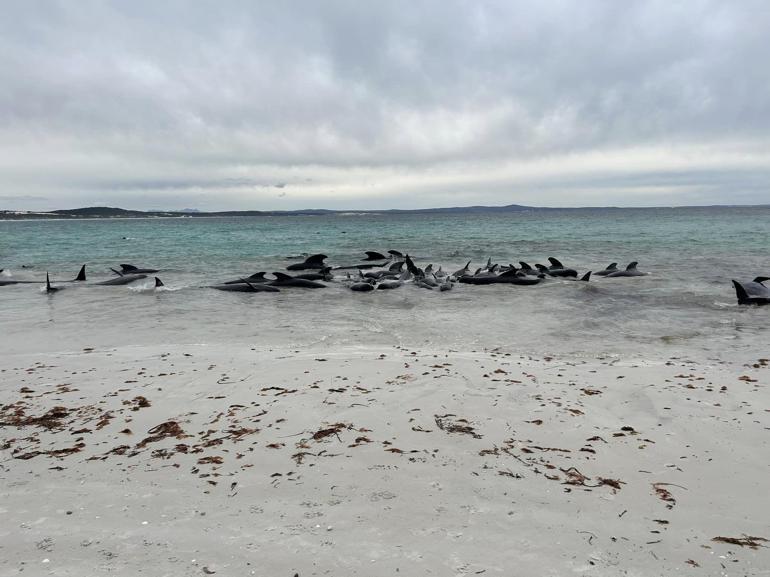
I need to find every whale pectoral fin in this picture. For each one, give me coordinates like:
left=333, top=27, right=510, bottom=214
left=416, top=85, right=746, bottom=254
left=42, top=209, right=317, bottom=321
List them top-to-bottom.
left=626, top=261, right=638, bottom=270
left=74, top=265, right=86, bottom=281
left=110, top=268, right=124, bottom=276
left=733, top=280, right=750, bottom=304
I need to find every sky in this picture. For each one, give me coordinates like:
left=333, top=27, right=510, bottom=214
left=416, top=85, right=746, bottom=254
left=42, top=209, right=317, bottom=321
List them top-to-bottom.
left=1, top=0, right=769, bottom=211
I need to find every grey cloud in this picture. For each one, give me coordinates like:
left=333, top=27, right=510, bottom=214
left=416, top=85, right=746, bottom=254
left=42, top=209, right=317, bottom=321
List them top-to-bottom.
left=1, top=0, right=769, bottom=209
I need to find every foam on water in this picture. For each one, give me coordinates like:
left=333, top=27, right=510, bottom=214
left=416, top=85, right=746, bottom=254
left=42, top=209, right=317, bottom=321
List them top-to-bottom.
left=1, top=207, right=767, bottom=358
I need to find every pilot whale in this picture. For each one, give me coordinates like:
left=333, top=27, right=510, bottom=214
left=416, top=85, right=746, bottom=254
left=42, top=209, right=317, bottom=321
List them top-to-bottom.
left=287, top=254, right=328, bottom=271
left=732, top=277, right=770, bottom=305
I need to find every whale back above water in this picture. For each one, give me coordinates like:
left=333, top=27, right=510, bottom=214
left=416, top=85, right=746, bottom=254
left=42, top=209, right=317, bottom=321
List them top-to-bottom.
left=732, top=278, right=770, bottom=305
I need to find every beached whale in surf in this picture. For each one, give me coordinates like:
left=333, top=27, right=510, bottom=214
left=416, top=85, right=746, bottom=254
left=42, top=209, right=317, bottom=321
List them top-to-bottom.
left=334, top=252, right=390, bottom=270
left=287, top=254, right=328, bottom=271
left=544, top=257, right=579, bottom=278
left=606, top=262, right=646, bottom=278
left=594, top=263, right=618, bottom=276
left=117, top=264, right=159, bottom=274
left=0, top=265, right=86, bottom=286
left=294, top=267, right=333, bottom=281
left=223, top=272, right=269, bottom=285
left=270, top=272, right=326, bottom=288
left=99, top=273, right=148, bottom=285
left=732, top=277, right=770, bottom=305
left=350, top=279, right=376, bottom=291
left=211, top=281, right=279, bottom=292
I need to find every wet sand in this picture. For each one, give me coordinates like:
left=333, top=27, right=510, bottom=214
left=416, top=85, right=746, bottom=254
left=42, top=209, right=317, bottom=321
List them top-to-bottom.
left=1, top=345, right=768, bottom=576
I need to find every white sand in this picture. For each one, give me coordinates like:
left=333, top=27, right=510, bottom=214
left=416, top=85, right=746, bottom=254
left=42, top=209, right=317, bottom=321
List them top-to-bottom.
left=1, top=344, right=768, bottom=576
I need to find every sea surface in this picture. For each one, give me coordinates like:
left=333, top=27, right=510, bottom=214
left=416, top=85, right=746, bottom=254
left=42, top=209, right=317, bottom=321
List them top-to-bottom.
left=1, top=207, right=768, bottom=359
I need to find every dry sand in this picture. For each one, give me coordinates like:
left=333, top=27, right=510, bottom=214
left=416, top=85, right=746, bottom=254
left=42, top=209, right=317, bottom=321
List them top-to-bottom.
left=1, top=344, right=768, bottom=576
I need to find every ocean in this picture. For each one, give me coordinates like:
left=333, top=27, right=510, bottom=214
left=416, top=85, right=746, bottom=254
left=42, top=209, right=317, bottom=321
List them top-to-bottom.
left=1, top=207, right=768, bottom=358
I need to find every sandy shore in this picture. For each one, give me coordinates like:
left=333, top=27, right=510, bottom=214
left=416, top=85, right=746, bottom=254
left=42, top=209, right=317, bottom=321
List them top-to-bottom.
left=1, top=344, right=768, bottom=576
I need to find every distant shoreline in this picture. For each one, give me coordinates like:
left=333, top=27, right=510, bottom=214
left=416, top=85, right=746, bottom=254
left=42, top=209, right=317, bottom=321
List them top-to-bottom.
left=1, top=203, right=768, bottom=221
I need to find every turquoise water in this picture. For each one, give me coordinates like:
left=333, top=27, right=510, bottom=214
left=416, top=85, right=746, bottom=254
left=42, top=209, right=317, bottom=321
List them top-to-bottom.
left=1, top=207, right=768, bottom=357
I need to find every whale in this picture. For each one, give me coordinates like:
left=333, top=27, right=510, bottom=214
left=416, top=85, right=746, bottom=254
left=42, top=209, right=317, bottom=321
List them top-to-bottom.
left=334, top=252, right=390, bottom=270
left=287, top=254, right=328, bottom=271
left=546, top=257, right=579, bottom=278
left=606, top=262, right=646, bottom=278
left=594, top=263, right=619, bottom=276
left=118, top=264, right=159, bottom=274
left=0, top=265, right=86, bottom=286
left=294, top=267, right=333, bottom=281
left=223, top=272, right=269, bottom=285
left=270, top=272, right=326, bottom=288
left=97, top=273, right=148, bottom=286
left=732, top=277, right=770, bottom=305
left=350, top=280, right=376, bottom=291
left=376, top=280, right=403, bottom=290
left=211, top=281, right=279, bottom=292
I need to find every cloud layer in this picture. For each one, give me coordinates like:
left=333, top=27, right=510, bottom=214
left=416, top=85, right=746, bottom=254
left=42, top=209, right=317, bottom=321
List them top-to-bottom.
left=1, top=0, right=769, bottom=210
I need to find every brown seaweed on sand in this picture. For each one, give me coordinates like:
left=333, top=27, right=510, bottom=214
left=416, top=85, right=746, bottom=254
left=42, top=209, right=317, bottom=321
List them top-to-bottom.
left=434, top=414, right=482, bottom=439
left=136, top=421, right=189, bottom=448
left=311, top=422, right=350, bottom=441
left=712, top=535, right=768, bottom=549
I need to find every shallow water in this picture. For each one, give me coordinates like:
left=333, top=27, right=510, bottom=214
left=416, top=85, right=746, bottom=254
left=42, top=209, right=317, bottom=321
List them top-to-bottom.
left=1, top=207, right=768, bottom=358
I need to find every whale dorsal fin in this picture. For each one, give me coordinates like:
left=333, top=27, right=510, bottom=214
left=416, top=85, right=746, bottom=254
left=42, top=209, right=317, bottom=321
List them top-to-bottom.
left=388, top=250, right=403, bottom=258
left=365, top=251, right=386, bottom=261
left=304, top=254, right=327, bottom=264
left=548, top=257, right=564, bottom=268
left=519, top=261, right=532, bottom=270
left=626, top=261, right=638, bottom=270
left=606, top=263, right=618, bottom=270
left=120, top=264, right=138, bottom=271
left=535, top=264, right=548, bottom=272
left=74, top=265, right=86, bottom=281
left=580, top=271, right=592, bottom=282
left=46, top=272, right=52, bottom=292
left=248, top=272, right=266, bottom=280
left=272, top=272, right=292, bottom=281
left=753, top=276, right=770, bottom=284
left=154, top=277, right=164, bottom=288
left=732, top=280, right=750, bottom=303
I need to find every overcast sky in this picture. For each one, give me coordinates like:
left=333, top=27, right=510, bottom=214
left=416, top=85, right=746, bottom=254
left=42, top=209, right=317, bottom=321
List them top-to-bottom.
left=1, top=1, right=769, bottom=210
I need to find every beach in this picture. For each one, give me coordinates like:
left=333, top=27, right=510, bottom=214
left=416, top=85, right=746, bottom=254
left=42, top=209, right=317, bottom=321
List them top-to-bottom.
left=2, top=342, right=767, bottom=576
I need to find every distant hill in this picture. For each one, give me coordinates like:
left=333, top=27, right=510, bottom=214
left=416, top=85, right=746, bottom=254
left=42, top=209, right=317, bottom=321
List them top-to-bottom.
left=1, top=203, right=766, bottom=220
left=1, top=204, right=540, bottom=219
